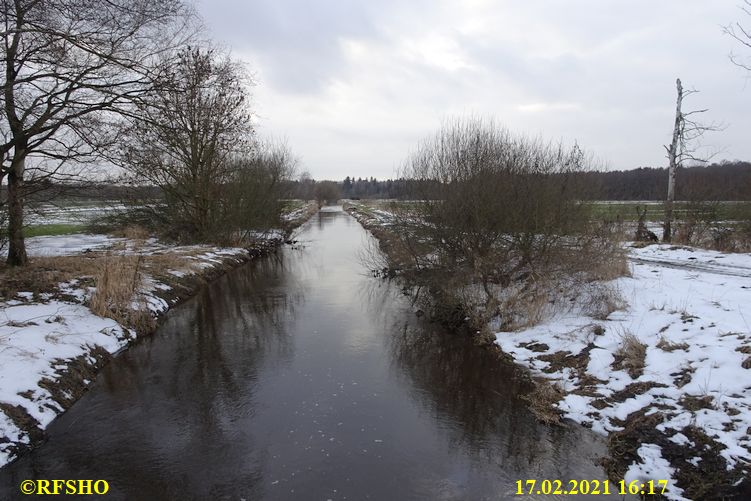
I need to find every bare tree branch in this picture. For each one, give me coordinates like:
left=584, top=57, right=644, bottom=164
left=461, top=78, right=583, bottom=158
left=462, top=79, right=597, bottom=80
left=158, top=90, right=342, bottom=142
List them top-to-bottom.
left=0, top=0, right=197, bottom=265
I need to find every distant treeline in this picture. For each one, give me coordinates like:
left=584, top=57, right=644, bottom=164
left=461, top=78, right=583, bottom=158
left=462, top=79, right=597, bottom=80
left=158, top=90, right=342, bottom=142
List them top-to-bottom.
left=5, top=161, right=750, bottom=203
left=580, top=161, right=751, bottom=201
left=317, top=162, right=751, bottom=201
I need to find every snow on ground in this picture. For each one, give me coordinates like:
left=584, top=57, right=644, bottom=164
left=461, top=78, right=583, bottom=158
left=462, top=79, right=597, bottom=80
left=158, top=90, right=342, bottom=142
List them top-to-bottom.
left=345, top=201, right=750, bottom=498
left=25, top=202, right=133, bottom=226
left=1, top=234, right=125, bottom=258
left=495, top=243, right=751, bottom=500
left=0, top=302, right=129, bottom=466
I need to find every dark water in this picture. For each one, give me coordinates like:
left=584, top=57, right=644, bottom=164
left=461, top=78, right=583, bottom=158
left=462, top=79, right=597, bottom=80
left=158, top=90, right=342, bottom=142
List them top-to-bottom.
left=0, top=208, right=622, bottom=500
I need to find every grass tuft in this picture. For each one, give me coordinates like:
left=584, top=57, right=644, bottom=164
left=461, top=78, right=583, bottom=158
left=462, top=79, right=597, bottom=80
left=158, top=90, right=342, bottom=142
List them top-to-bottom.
left=89, top=254, right=154, bottom=335
left=612, top=331, right=647, bottom=379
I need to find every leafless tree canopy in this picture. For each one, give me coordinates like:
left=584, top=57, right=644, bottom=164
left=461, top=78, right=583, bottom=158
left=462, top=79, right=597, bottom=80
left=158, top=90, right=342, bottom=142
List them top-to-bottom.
left=1, top=0, right=195, bottom=265
left=725, top=0, right=751, bottom=71
left=119, top=46, right=253, bottom=241
left=383, top=118, right=621, bottom=327
left=396, top=118, right=594, bottom=274
left=220, top=141, right=298, bottom=243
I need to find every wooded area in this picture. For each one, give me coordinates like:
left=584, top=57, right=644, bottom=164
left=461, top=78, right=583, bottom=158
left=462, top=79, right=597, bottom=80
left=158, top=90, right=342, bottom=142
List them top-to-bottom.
left=308, top=161, right=751, bottom=201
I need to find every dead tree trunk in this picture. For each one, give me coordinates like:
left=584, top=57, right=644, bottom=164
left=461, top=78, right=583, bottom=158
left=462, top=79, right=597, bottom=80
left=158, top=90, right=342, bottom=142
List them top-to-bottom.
left=663, top=78, right=684, bottom=243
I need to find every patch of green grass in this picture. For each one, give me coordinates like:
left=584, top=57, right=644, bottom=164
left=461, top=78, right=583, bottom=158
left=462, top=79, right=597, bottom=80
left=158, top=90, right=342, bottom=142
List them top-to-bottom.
left=586, top=201, right=751, bottom=222
left=23, top=224, right=87, bottom=237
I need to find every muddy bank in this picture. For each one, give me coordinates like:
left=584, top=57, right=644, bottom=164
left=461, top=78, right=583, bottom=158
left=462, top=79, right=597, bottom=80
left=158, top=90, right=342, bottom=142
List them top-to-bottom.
left=0, top=203, right=317, bottom=466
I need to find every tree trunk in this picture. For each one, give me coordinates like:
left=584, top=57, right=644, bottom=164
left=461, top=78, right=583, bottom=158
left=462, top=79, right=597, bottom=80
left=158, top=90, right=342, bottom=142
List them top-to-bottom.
left=663, top=78, right=683, bottom=243
left=6, top=151, right=28, bottom=266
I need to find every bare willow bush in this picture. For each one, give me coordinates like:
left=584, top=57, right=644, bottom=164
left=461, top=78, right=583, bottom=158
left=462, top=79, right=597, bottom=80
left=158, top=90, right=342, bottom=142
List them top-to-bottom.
left=388, top=117, right=626, bottom=329
left=218, top=142, right=297, bottom=244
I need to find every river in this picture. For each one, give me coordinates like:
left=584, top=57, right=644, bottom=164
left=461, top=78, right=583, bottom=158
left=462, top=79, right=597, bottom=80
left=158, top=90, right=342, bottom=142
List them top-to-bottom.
left=0, top=207, right=622, bottom=500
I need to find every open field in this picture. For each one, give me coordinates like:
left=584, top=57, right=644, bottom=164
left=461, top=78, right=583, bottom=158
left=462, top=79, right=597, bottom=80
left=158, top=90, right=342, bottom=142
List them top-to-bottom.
left=23, top=200, right=133, bottom=226
left=22, top=224, right=87, bottom=238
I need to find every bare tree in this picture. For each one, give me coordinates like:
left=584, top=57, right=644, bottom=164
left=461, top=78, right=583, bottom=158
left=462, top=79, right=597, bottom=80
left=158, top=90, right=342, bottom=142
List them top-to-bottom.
left=0, top=0, right=194, bottom=265
left=725, top=1, right=751, bottom=71
left=119, top=46, right=253, bottom=242
left=662, top=79, right=720, bottom=243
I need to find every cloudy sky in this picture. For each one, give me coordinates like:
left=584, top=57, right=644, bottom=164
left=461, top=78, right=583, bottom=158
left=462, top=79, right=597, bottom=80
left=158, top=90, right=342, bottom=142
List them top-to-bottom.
left=196, top=0, right=751, bottom=180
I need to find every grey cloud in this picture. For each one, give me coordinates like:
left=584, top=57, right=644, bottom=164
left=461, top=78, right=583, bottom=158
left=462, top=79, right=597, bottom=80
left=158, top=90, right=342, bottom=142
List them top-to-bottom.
left=195, top=0, right=751, bottom=178
left=200, top=0, right=386, bottom=92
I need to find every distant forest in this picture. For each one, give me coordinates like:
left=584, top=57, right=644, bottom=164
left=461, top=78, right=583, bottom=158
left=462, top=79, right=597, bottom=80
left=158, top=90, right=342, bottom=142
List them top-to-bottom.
left=322, top=161, right=751, bottom=201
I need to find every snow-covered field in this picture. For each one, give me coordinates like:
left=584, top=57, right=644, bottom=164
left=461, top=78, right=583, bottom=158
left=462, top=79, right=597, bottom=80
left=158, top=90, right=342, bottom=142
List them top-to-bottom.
left=24, top=201, right=135, bottom=226
left=1, top=233, right=125, bottom=257
left=495, top=244, right=751, bottom=500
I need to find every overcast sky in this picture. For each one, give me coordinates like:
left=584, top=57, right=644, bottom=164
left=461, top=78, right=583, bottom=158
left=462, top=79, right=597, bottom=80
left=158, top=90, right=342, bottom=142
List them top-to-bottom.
left=196, top=0, right=751, bottom=180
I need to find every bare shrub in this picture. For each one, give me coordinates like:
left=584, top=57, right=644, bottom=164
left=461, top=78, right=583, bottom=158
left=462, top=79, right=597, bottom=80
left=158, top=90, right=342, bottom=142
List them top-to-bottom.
left=387, top=117, right=626, bottom=328
left=218, top=142, right=297, bottom=245
left=314, top=181, right=342, bottom=207
left=90, top=255, right=154, bottom=334
left=582, top=283, right=627, bottom=320
left=613, top=331, right=647, bottom=379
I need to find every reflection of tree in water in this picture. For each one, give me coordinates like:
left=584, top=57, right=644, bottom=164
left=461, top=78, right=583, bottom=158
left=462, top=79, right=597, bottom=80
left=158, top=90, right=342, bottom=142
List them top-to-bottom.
left=315, top=207, right=342, bottom=229
left=144, top=250, right=307, bottom=498
left=369, top=278, right=607, bottom=481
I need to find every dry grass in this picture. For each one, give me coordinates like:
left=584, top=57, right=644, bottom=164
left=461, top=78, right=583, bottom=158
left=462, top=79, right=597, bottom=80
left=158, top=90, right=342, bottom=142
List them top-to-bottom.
left=124, top=225, right=149, bottom=241
left=0, top=244, right=207, bottom=335
left=140, top=250, right=197, bottom=277
left=90, top=254, right=154, bottom=334
left=0, top=255, right=100, bottom=299
left=494, top=283, right=553, bottom=331
left=516, top=291, right=551, bottom=329
left=613, top=331, right=647, bottom=379
left=656, top=336, right=690, bottom=352
left=523, top=379, right=564, bottom=424
left=679, top=394, right=715, bottom=412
